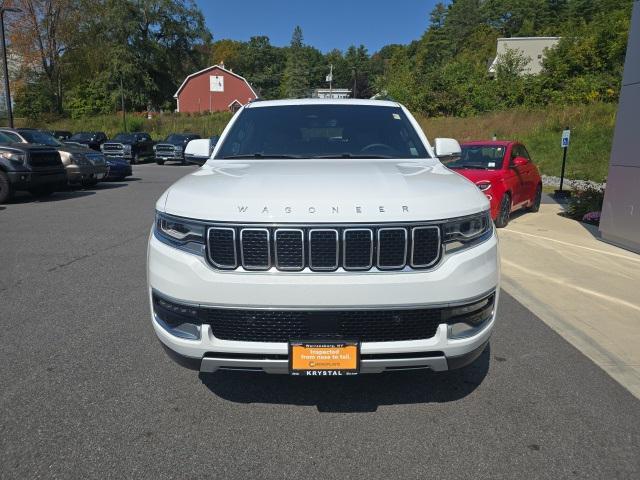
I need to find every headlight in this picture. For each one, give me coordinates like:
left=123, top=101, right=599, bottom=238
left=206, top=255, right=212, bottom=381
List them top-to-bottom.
left=123, top=145, right=132, bottom=152
left=153, top=145, right=157, bottom=151
left=175, top=146, right=183, bottom=152
left=0, top=151, right=27, bottom=164
left=70, top=154, right=90, bottom=166
left=476, top=181, right=492, bottom=191
left=154, top=211, right=205, bottom=256
left=442, top=211, right=492, bottom=252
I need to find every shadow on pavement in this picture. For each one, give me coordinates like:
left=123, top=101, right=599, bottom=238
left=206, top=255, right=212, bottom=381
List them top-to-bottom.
left=8, top=190, right=97, bottom=203
left=200, top=344, right=490, bottom=412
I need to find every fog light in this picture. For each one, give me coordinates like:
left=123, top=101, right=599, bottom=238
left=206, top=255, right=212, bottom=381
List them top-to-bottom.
left=153, top=294, right=202, bottom=340
left=445, top=294, right=495, bottom=339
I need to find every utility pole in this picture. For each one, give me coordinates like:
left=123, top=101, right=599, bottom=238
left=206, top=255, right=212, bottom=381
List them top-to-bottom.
left=0, top=7, right=22, bottom=128
left=326, top=64, right=333, bottom=97
left=352, top=67, right=357, bottom=98
left=120, top=75, right=127, bottom=132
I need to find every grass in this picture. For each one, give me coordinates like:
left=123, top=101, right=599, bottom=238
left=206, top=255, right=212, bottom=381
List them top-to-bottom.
left=21, top=102, right=616, bottom=181
left=417, top=102, right=617, bottom=182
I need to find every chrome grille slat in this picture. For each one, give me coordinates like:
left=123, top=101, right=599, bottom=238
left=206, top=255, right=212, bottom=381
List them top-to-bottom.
left=206, top=224, right=441, bottom=273
left=411, top=226, right=441, bottom=268
left=207, top=227, right=237, bottom=269
left=240, top=228, right=271, bottom=270
left=377, top=228, right=408, bottom=269
left=274, top=229, right=304, bottom=271
left=309, top=229, right=339, bottom=271
left=343, top=229, right=373, bottom=270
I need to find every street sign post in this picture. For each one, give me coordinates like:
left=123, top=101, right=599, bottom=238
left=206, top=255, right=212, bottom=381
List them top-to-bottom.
left=556, top=127, right=571, bottom=198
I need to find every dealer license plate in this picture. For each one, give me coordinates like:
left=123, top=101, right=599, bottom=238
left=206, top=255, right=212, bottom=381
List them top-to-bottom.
left=289, top=341, right=359, bottom=376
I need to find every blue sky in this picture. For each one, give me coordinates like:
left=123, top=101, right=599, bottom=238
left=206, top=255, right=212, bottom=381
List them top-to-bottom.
left=196, top=0, right=440, bottom=53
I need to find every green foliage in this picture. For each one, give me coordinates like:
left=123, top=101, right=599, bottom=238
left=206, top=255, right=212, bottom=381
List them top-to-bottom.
left=14, top=0, right=633, bottom=159
left=281, top=26, right=311, bottom=98
left=13, top=75, right=57, bottom=121
left=418, top=102, right=616, bottom=182
left=27, top=112, right=233, bottom=140
left=565, top=186, right=605, bottom=220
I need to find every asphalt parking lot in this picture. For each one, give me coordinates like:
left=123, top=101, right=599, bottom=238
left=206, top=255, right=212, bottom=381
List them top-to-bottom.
left=1, top=164, right=639, bottom=479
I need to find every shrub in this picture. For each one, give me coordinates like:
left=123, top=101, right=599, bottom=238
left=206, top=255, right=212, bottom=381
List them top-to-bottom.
left=565, top=186, right=605, bottom=222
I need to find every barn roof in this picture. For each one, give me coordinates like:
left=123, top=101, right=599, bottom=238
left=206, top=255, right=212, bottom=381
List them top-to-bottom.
left=173, top=64, right=258, bottom=99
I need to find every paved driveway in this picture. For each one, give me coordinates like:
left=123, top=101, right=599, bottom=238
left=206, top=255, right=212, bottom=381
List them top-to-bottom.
left=1, top=165, right=638, bottom=479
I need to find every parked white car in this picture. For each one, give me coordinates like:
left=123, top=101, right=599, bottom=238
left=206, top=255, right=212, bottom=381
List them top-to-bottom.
left=147, top=99, right=499, bottom=376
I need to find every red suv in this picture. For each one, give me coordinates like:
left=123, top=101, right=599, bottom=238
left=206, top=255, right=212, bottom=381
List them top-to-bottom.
left=444, top=141, right=542, bottom=227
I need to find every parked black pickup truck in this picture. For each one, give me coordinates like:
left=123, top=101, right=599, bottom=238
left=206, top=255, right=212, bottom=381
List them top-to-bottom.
left=69, top=131, right=108, bottom=151
left=0, top=132, right=67, bottom=203
left=101, top=132, right=154, bottom=164
left=154, top=133, right=200, bottom=165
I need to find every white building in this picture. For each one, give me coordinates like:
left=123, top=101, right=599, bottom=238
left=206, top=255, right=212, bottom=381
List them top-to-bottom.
left=489, top=37, right=560, bottom=76
left=312, top=88, right=351, bottom=99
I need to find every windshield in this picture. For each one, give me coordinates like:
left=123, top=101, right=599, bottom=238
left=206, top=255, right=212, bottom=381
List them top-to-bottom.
left=214, top=104, right=429, bottom=159
left=19, top=130, right=63, bottom=147
left=0, top=131, right=15, bottom=143
left=71, top=132, right=94, bottom=141
left=113, top=133, right=135, bottom=142
left=165, top=134, right=188, bottom=143
left=444, top=145, right=506, bottom=170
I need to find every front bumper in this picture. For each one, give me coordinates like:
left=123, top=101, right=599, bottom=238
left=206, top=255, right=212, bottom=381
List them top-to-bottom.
left=65, top=164, right=97, bottom=184
left=7, top=169, right=67, bottom=191
left=147, top=231, right=499, bottom=373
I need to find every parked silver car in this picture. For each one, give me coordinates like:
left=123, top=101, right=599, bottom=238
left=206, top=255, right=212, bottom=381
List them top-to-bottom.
left=0, top=128, right=107, bottom=187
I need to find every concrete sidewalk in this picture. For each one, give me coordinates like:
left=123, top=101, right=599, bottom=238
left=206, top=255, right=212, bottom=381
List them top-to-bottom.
left=498, top=199, right=640, bottom=399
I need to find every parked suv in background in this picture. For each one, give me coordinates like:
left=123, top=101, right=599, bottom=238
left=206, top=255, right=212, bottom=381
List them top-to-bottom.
left=148, top=99, right=499, bottom=376
left=0, top=128, right=108, bottom=187
left=0, top=131, right=67, bottom=203
left=69, top=131, right=108, bottom=151
left=102, top=132, right=154, bottom=164
left=154, top=133, right=200, bottom=165
left=183, top=135, right=219, bottom=166
left=445, top=141, right=542, bottom=227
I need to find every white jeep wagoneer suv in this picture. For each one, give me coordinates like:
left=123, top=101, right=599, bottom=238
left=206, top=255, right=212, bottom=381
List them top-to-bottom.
left=147, top=99, right=499, bottom=376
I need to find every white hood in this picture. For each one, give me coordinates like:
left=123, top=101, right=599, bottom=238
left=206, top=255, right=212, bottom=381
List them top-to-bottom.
left=158, top=158, right=489, bottom=223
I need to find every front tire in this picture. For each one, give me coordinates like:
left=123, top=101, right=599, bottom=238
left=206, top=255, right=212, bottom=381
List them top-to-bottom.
left=131, top=154, right=139, bottom=165
left=156, top=159, right=165, bottom=166
left=0, top=171, right=13, bottom=203
left=528, top=184, right=542, bottom=212
left=495, top=192, right=511, bottom=228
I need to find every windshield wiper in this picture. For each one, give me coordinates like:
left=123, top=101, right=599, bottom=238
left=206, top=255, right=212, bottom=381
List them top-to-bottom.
left=221, top=153, right=302, bottom=159
left=310, top=153, right=393, bottom=159
left=448, top=164, right=490, bottom=170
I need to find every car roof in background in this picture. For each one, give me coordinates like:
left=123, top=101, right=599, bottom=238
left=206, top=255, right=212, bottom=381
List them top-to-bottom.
left=244, top=98, right=401, bottom=109
left=462, top=140, right=515, bottom=147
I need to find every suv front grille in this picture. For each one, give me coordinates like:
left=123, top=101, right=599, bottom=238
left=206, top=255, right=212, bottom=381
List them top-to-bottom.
left=29, top=149, right=62, bottom=168
left=206, top=223, right=441, bottom=272
left=152, top=292, right=495, bottom=344
left=202, top=308, right=443, bottom=342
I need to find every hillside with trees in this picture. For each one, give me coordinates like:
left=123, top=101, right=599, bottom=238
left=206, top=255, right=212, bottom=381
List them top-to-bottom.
left=6, top=0, right=634, bottom=120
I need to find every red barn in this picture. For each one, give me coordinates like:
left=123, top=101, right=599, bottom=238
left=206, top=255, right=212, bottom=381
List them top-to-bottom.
left=174, top=63, right=258, bottom=113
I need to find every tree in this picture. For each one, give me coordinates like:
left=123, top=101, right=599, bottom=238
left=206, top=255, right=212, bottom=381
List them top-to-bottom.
left=280, top=26, right=310, bottom=98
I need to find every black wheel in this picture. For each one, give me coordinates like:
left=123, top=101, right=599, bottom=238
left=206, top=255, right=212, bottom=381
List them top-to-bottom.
left=131, top=154, right=139, bottom=165
left=156, top=159, right=165, bottom=166
left=0, top=170, right=13, bottom=203
left=82, top=178, right=98, bottom=188
left=528, top=184, right=542, bottom=212
left=495, top=192, right=511, bottom=228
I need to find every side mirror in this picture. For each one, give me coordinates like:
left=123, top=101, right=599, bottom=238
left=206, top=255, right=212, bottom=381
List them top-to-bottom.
left=434, top=138, right=461, bottom=158
left=512, top=156, right=528, bottom=168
